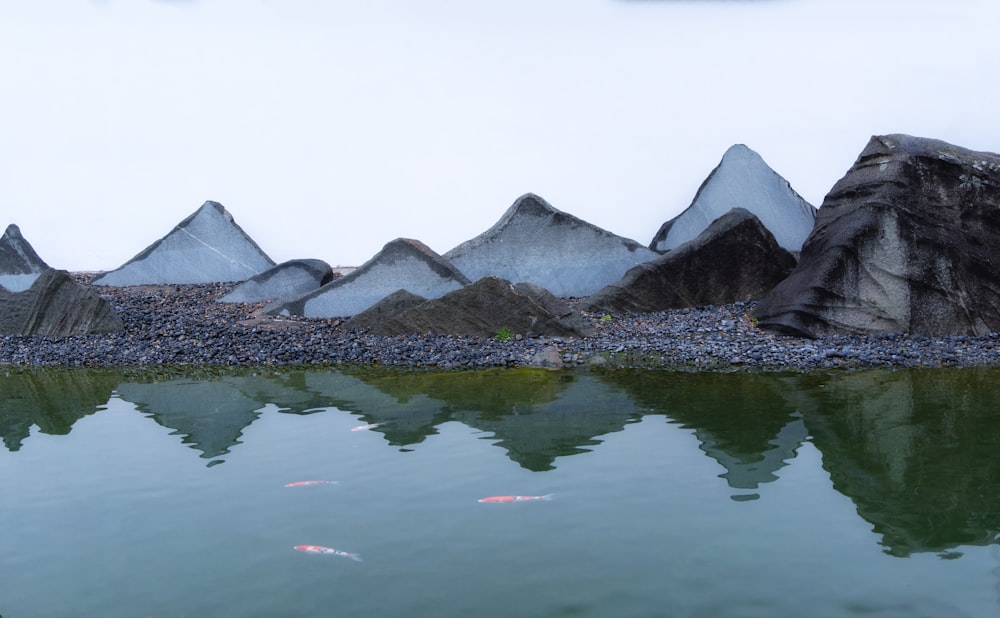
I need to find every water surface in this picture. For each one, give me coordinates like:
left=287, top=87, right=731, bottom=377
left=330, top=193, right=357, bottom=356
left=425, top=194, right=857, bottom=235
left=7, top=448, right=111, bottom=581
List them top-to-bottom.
left=2, top=366, right=999, bottom=617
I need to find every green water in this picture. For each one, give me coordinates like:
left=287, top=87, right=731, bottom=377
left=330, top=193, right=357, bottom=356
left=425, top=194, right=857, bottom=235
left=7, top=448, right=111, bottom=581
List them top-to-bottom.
left=2, top=366, right=999, bottom=617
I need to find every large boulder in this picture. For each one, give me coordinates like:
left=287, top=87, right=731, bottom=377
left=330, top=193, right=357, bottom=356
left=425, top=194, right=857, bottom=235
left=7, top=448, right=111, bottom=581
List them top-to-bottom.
left=755, top=134, right=1000, bottom=337
left=650, top=144, right=816, bottom=254
left=444, top=193, right=659, bottom=297
left=92, top=201, right=275, bottom=286
left=581, top=208, right=796, bottom=313
left=0, top=224, right=52, bottom=292
left=267, top=238, right=469, bottom=318
left=219, top=259, right=334, bottom=303
left=0, top=269, right=123, bottom=337
left=344, top=276, right=596, bottom=338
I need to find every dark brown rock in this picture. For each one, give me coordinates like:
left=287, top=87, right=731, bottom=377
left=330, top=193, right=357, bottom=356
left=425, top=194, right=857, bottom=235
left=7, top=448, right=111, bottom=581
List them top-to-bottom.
left=755, top=134, right=1000, bottom=338
left=581, top=208, right=796, bottom=313
left=0, top=269, right=123, bottom=337
left=344, top=276, right=595, bottom=338
left=343, top=289, right=426, bottom=331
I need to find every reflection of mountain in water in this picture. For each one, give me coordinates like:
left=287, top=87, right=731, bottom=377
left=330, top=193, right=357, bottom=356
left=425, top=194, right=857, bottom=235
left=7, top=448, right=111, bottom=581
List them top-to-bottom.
left=8, top=365, right=1000, bottom=557
left=111, top=367, right=641, bottom=471
left=112, top=368, right=437, bottom=460
left=342, top=368, right=640, bottom=470
left=0, top=369, right=118, bottom=451
left=791, top=369, right=1000, bottom=557
left=597, top=371, right=807, bottom=492
left=458, top=374, right=639, bottom=471
left=116, top=377, right=269, bottom=460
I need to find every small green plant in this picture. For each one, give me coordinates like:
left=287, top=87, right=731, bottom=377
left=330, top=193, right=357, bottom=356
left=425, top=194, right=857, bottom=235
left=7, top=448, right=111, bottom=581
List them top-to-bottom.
left=600, top=314, right=612, bottom=323
left=494, top=326, right=515, bottom=342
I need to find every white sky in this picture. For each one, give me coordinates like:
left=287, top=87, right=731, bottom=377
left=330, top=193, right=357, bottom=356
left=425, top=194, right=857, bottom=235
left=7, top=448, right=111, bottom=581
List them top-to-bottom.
left=2, top=0, right=998, bottom=270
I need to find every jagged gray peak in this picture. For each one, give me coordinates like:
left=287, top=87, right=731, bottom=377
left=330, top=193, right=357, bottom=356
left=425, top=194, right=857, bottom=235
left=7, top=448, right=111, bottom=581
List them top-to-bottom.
left=650, top=144, right=816, bottom=253
left=445, top=193, right=659, bottom=297
left=92, top=201, right=275, bottom=286
left=0, top=224, right=52, bottom=292
left=266, top=238, right=470, bottom=318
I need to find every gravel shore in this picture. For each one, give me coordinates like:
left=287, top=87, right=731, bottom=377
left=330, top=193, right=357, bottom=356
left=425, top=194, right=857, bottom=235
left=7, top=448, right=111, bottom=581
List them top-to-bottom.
left=3, top=277, right=1000, bottom=371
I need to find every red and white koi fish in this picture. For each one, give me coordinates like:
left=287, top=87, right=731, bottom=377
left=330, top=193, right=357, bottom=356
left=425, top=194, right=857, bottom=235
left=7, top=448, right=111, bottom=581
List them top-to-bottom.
left=351, top=423, right=382, bottom=432
left=284, top=480, right=338, bottom=488
left=478, top=494, right=554, bottom=503
left=294, top=545, right=363, bottom=562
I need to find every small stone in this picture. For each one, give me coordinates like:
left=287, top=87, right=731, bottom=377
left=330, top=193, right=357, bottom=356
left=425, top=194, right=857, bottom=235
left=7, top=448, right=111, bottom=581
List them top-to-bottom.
left=529, top=345, right=563, bottom=369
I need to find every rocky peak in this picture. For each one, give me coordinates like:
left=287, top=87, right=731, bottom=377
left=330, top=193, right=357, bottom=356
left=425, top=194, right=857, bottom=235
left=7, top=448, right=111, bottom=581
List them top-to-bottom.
left=651, top=144, right=816, bottom=253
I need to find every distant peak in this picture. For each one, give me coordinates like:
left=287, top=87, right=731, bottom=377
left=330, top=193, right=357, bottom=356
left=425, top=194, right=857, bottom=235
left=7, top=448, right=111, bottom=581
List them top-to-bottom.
left=721, top=143, right=765, bottom=164
left=513, top=192, right=555, bottom=210
left=200, top=200, right=226, bottom=212
left=3, top=224, right=23, bottom=239
left=381, top=237, right=436, bottom=256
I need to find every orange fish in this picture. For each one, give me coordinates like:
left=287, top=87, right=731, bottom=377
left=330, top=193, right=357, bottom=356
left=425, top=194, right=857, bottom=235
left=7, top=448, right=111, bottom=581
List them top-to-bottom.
left=351, top=423, right=382, bottom=432
left=284, top=480, right=338, bottom=488
left=478, top=494, right=554, bottom=503
left=294, top=545, right=362, bottom=562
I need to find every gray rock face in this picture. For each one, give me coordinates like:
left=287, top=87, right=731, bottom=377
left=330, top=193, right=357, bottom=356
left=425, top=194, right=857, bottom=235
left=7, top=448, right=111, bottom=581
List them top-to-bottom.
left=755, top=134, right=1000, bottom=338
left=650, top=144, right=816, bottom=254
left=445, top=193, right=659, bottom=298
left=92, top=201, right=275, bottom=286
left=582, top=208, right=796, bottom=313
left=0, top=224, right=52, bottom=292
left=267, top=238, right=469, bottom=318
left=219, top=259, right=334, bottom=303
left=0, top=269, right=123, bottom=337
left=344, top=276, right=596, bottom=338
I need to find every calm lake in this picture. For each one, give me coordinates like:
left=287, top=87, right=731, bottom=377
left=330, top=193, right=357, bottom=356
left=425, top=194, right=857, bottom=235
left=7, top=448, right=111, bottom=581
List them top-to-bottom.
left=2, top=366, right=1000, bottom=617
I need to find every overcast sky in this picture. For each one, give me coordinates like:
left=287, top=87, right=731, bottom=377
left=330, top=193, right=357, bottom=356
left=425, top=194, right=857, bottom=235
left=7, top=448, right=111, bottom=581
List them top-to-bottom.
left=3, top=0, right=998, bottom=270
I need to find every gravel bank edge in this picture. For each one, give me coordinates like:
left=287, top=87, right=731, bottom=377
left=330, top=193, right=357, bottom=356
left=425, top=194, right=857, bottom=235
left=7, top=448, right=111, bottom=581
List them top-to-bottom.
left=3, top=278, right=1000, bottom=372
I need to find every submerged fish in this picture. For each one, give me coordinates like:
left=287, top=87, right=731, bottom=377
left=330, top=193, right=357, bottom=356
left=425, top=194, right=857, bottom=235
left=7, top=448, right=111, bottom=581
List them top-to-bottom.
left=351, top=423, right=382, bottom=432
left=284, top=480, right=338, bottom=488
left=478, top=494, right=554, bottom=503
left=294, top=545, right=363, bottom=561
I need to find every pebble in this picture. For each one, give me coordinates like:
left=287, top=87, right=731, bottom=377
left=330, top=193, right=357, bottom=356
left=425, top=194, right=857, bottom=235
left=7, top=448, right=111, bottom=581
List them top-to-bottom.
left=4, top=279, right=1000, bottom=371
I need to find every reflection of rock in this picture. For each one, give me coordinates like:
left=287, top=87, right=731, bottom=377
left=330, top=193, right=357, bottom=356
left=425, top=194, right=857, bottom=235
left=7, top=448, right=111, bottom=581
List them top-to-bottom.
left=445, top=193, right=658, bottom=297
left=92, top=201, right=275, bottom=286
left=581, top=209, right=796, bottom=313
left=0, top=224, right=52, bottom=292
left=0, top=269, right=124, bottom=337
left=344, top=276, right=595, bottom=338
left=341, top=367, right=638, bottom=470
left=115, top=368, right=447, bottom=459
left=793, top=368, right=1000, bottom=556
left=0, top=369, right=118, bottom=451
left=296, top=369, right=454, bottom=447
left=598, top=371, right=806, bottom=490
left=455, top=373, right=639, bottom=471
left=116, top=377, right=270, bottom=460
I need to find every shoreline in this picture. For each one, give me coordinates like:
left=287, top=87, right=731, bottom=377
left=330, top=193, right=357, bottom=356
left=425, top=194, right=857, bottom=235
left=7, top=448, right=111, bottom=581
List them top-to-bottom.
left=3, top=278, right=1000, bottom=371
